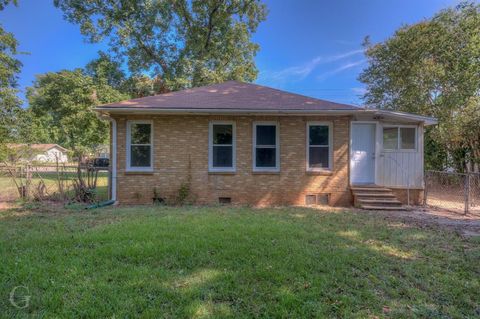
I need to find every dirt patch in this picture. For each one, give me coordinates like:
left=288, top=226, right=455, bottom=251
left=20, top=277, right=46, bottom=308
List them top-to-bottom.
left=427, top=193, right=480, bottom=215
left=0, top=201, right=19, bottom=211
left=363, top=207, right=480, bottom=238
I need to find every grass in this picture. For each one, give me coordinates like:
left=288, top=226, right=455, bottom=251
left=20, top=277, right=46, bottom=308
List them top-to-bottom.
left=0, top=172, right=109, bottom=202
left=0, top=205, right=479, bottom=318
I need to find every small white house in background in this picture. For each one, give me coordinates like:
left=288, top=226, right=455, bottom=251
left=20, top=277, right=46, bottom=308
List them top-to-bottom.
left=8, top=144, right=69, bottom=163
left=94, top=145, right=109, bottom=159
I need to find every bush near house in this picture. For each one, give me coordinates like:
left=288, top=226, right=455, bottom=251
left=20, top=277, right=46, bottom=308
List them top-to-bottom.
left=0, top=206, right=478, bottom=318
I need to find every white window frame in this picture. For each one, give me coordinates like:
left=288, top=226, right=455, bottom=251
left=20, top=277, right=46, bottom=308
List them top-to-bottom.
left=126, top=120, right=154, bottom=172
left=209, top=121, right=236, bottom=172
left=253, top=121, right=280, bottom=172
left=306, top=121, right=333, bottom=172
left=382, top=125, right=417, bottom=152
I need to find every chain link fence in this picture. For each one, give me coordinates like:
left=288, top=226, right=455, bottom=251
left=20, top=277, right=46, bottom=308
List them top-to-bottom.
left=0, top=164, right=109, bottom=203
left=0, top=167, right=20, bottom=202
left=425, top=170, right=480, bottom=215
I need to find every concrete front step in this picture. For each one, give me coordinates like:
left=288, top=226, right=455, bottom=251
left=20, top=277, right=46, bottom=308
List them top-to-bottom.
left=351, top=185, right=406, bottom=210
left=350, top=187, right=391, bottom=192
left=354, top=192, right=396, bottom=198
left=357, top=199, right=402, bottom=206
left=361, top=205, right=407, bottom=210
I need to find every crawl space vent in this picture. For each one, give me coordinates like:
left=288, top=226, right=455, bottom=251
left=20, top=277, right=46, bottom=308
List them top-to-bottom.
left=316, top=193, right=329, bottom=205
left=305, top=194, right=330, bottom=206
left=305, top=195, right=316, bottom=205
left=219, top=197, right=232, bottom=204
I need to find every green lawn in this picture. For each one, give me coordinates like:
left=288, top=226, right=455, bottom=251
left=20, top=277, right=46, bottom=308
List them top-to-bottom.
left=0, top=206, right=479, bottom=318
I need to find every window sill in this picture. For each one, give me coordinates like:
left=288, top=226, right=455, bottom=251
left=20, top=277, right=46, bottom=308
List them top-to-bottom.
left=382, top=149, right=417, bottom=153
left=124, top=170, right=154, bottom=175
left=306, top=170, right=333, bottom=176
left=208, top=171, right=236, bottom=175
left=252, top=171, right=280, bottom=175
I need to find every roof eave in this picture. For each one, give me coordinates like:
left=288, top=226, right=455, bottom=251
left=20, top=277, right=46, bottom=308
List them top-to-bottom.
left=94, top=107, right=361, bottom=116
left=94, top=107, right=438, bottom=125
left=368, top=109, right=438, bottom=126
left=51, top=145, right=68, bottom=152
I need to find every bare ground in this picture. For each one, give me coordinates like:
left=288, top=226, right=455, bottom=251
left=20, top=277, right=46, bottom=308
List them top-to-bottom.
left=359, top=206, right=480, bottom=238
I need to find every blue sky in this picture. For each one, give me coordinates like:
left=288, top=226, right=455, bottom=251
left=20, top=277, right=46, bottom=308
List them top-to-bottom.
left=1, top=0, right=463, bottom=105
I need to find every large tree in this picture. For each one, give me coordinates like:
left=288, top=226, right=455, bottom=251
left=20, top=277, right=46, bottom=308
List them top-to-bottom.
left=0, top=0, right=24, bottom=159
left=54, top=0, right=267, bottom=90
left=359, top=2, right=480, bottom=172
left=85, top=51, right=165, bottom=98
left=85, top=51, right=127, bottom=90
left=27, top=69, right=128, bottom=156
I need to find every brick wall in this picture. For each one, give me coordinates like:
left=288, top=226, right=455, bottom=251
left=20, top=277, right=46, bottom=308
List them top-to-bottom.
left=112, top=115, right=352, bottom=207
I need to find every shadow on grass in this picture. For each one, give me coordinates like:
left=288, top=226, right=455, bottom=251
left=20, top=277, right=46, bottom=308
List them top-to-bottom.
left=0, top=206, right=479, bottom=318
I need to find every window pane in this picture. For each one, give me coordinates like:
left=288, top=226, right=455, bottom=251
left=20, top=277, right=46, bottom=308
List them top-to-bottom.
left=131, top=124, right=151, bottom=144
left=213, top=125, right=232, bottom=145
left=256, top=125, right=276, bottom=145
left=309, top=125, right=329, bottom=145
left=383, top=127, right=398, bottom=149
left=400, top=127, right=415, bottom=149
left=130, top=145, right=151, bottom=167
left=213, top=145, right=232, bottom=167
left=309, top=147, right=329, bottom=168
left=256, top=148, right=276, bottom=167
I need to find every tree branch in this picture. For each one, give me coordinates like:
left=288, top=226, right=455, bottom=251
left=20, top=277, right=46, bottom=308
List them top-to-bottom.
left=174, top=0, right=192, bottom=31
left=204, top=1, right=223, bottom=50
left=123, top=23, right=169, bottom=75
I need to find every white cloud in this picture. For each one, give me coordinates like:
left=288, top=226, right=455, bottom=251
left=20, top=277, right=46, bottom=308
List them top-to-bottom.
left=258, top=49, right=363, bottom=86
left=316, top=59, right=366, bottom=81
left=351, top=87, right=367, bottom=95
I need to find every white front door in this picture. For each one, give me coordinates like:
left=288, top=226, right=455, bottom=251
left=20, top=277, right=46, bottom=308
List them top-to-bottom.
left=351, top=123, right=376, bottom=184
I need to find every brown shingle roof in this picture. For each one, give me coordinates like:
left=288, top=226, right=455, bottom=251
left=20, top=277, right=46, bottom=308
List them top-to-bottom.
left=97, top=81, right=360, bottom=111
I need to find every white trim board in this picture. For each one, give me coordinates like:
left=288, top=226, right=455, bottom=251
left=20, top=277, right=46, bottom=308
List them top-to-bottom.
left=95, top=108, right=437, bottom=125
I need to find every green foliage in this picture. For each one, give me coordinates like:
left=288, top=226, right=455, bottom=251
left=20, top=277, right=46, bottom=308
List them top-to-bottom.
left=0, top=0, right=16, bottom=11
left=54, top=0, right=267, bottom=90
left=0, top=1, right=23, bottom=160
left=359, top=2, right=480, bottom=172
left=0, top=26, right=21, bottom=89
left=84, top=51, right=126, bottom=90
left=85, top=52, right=168, bottom=97
left=26, top=69, right=128, bottom=156
left=122, top=75, right=166, bottom=98
left=424, top=129, right=448, bottom=171
left=176, top=182, right=191, bottom=205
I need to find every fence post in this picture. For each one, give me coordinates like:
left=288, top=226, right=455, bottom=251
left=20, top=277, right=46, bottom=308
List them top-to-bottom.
left=25, top=164, right=32, bottom=199
left=424, top=171, right=428, bottom=206
left=464, top=173, right=470, bottom=215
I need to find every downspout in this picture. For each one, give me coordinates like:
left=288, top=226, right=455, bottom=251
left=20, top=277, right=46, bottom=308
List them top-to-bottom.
left=97, top=112, right=118, bottom=203
left=110, top=117, right=117, bottom=202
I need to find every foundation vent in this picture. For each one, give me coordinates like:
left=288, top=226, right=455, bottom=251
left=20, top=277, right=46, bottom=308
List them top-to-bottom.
left=305, top=194, right=330, bottom=206
left=316, top=194, right=329, bottom=205
left=305, top=195, right=316, bottom=206
left=219, top=197, right=232, bottom=204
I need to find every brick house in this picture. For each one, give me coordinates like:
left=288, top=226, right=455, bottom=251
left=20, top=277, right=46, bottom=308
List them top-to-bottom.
left=95, top=81, right=436, bottom=208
